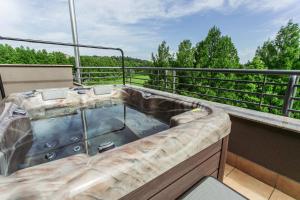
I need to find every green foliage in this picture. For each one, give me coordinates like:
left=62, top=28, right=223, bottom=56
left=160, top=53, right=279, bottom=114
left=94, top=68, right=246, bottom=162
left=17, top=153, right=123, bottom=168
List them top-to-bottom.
left=256, top=20, right=300, bottom=70
left=149, top=22, right=300, bottom=118
left=194, top=26, right=240, bottom=68
left=175, top=40, right=195, bottom=90
left=176, top=40, right=194, bottom=67
left=147, top=41, right=173, bottom=89
left=151, top=41, right=172, bottom=68
left=0, top=44, right=152, bottom=86
left=0, top=44, right=151, bottom=67
left=0, top=44, right=72, bottom=64
left=245, top=56, right=266, bottom=69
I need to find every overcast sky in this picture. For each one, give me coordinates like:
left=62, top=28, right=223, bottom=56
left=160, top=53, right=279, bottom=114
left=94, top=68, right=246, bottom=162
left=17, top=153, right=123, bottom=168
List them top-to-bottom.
left=0, top=0, right=299, bottom=63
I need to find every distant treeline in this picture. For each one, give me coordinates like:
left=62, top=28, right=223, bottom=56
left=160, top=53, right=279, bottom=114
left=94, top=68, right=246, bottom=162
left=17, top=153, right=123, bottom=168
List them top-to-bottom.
left=0, top=44, right=152, bottom=67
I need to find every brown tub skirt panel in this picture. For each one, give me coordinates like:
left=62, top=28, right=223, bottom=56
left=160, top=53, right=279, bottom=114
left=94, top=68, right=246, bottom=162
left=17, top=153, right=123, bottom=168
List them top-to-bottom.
left=122, top=139, right=224, bottom=200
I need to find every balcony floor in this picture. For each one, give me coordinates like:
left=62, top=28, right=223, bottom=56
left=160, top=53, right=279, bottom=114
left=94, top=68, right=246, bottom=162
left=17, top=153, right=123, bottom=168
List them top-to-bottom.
left=223, top=164, right=295, bottom=200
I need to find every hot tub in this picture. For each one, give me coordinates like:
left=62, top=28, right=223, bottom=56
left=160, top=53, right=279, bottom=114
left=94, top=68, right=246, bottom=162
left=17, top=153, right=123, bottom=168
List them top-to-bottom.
left=0, top=85, right=230, bottom=200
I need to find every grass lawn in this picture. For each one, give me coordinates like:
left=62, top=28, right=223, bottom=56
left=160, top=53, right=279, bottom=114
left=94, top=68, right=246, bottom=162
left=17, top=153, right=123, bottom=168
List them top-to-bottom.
left=84, top=74, right=149, bottom=86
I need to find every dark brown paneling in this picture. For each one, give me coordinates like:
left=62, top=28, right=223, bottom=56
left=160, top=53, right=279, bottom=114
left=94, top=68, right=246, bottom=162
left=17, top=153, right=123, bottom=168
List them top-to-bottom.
left=228, top=115, right=300, bottom=182
left=121, top=140, right=222, bottom=200
left=150, top=153, right=220, bottom=200
left=211, top=170, right=219, bottom=178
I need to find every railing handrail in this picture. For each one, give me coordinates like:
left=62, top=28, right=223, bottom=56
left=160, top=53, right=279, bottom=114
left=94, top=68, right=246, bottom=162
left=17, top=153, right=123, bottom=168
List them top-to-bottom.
left=0, top=36, right=126, bottom=85
left=77, top=66, right=300, bottom=117
left=79, top=66, right=300, bottom=75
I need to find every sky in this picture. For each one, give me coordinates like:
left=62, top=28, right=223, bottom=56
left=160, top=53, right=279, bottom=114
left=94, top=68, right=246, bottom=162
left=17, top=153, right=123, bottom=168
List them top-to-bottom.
left=0, top=0, right=299, bottom=63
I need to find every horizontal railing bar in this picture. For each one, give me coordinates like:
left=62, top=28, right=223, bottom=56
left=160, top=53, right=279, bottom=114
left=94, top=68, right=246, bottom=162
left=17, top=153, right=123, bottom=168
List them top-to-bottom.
left=0, top=36, right=123, bottom=52
left=78, top=66, right=300, bottom=75
left=78, top=67, right=123, bottom=69
left=125, top=67, right=300, bottom=75
left=85, top=70, right=287, bottom=87
left=80, top=72, right=120, bottom=74
left=132, top=72, right=160, bottom=76
left=173, top=75, right=287, bottom=86
left=80, top=76, right=123, bottom=79
left=130, top=77, right=150, bottom=81
left=131, top=77, right=167, bottom=84
left=131, top=81, right=169, bottom=91
left=82, top=82, right=124, bottom=85
left=175, top=82, right=284, bottom=98
left=176, top=88, right=253, bottom=104
left=176, top=89, right=282, bottom=110
left=291, top=97, right=300, bottom=101
left=288, top=109, right=300, bottom=113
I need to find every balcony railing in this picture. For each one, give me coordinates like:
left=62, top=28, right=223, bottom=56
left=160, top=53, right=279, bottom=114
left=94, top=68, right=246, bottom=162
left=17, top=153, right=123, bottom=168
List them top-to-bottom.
left=1, top=36, right=299, bottom=118
left=77, top=66, right=300, bottom=118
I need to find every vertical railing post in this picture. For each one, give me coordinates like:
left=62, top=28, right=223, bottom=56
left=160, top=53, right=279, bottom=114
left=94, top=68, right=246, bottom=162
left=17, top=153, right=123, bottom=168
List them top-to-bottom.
left=68, top=0, right=81, bottom=84
left=120, top=49, right=125, bottom=86
left=78, top=67, right=82, bottom=84
left=129, top=69, right=132, bottom=84
left=157, top=69, right=160, bottom=88
left=164, top=70, right=168, bottom=90
left=172, top=70, right=176, bottom=94
left=0, top=74, right=6, bottom=99
left=259, top=75, right=267, bottom=108
left=282, top=75, right=298, bottom=116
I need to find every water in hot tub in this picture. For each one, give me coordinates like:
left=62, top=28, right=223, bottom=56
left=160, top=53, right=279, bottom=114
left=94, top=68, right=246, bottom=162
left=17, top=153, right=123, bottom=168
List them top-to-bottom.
left=18, top=102, right=170, bottom=169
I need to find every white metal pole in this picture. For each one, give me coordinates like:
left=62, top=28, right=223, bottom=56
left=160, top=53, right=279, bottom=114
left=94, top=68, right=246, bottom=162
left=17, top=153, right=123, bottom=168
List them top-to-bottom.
left=68, top=0, right=81, bottom=84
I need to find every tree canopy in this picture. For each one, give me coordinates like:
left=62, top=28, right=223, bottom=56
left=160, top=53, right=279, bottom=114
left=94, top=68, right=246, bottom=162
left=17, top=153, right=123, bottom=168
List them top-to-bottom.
left=256, top=20, right=300, bottom=70
left=149, top=21, right=300, bottom=118
left=194, top=26, right=240, bottom=68
left=176, top=40, right=194, bottom=67
left=151, top=41, right=172, bottom=68
left=0, top=44, right=151, bottom=67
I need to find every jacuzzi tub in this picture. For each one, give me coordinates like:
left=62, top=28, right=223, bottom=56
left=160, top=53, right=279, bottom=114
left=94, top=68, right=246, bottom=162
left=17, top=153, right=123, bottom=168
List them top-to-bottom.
left=0, top=85, right=231, bottom=200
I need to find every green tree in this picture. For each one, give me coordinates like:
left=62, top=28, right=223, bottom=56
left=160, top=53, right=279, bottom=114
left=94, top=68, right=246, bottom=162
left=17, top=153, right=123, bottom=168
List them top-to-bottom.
left=252, top=20, right=300, bottom=116
left=256, top=20, right=300, bottom=70
left=192, top=26, right=240, bottom=102
left=194, top=26, right=239, bottom=68
left=175, top=40, right=194, bottom=90
left=176, top=40, right=194, bottom=67
left=148, top=41, right=172, bottom=89
left=151, top=41, right=171, bottom=68
left=246, top=56, right=266, bottom=69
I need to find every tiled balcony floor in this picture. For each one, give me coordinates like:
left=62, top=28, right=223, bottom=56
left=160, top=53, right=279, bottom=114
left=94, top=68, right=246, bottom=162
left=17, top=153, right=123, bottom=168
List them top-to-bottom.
left=223, top=164, right=296, bottom=200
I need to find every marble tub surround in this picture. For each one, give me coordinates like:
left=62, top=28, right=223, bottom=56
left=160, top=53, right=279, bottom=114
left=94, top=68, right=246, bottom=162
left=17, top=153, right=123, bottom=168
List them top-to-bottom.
left=0, top=85, right=231, bottom=199
left=6, top=86, right=123, bottom=120
left=121, top=87, right=205, bottom=123
left=0, top=102, right=32, bottom=175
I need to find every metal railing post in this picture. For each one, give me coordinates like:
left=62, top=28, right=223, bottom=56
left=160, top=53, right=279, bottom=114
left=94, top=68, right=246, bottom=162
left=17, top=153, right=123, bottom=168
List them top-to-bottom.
left=68, top=0, right=81, bottom=84
left=120, top=49, right=125, bottom=86
left=129, top=69, right=132, bottom=84
left=157, top=70, right=160, bottom=87
left=164, top=70, right=168, bottom=90
left=172, top=70, right=176, bottom=94
left=0, top=74, right=5, bottom=99
left=259, top=75, right=267, bottom=108
left=282, top=75, right=298, bottom=116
